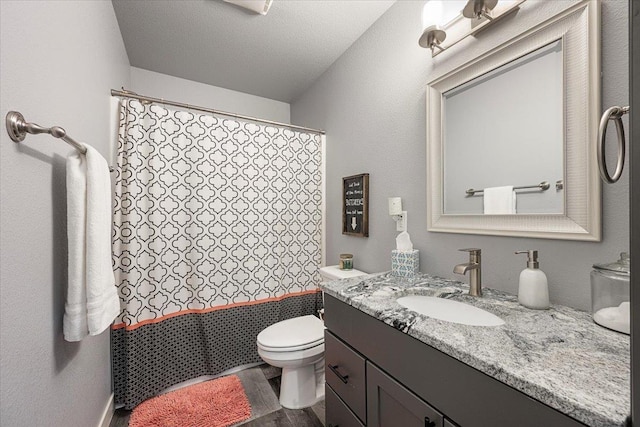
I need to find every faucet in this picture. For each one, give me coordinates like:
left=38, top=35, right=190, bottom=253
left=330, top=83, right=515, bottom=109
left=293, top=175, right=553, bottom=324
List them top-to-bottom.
left=453, top=248, right=482, bottom=297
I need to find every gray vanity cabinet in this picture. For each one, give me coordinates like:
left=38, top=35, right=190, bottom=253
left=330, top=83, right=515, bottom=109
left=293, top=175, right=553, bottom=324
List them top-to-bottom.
left=324, top=294, right=587, bottom=427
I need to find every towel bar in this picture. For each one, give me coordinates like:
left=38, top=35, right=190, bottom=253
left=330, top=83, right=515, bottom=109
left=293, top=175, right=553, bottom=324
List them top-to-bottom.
left=598, top=105, right=629, bottom=184
left=6, top=111, right=114, bottom=172
left=6, top=111, right=86, bottom=153
left=465, top=181, right=557, bottom=196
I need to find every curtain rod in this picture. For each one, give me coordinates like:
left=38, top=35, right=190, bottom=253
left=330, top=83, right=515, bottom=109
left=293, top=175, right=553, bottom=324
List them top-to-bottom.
left=110, top=89, right=325, bottom=135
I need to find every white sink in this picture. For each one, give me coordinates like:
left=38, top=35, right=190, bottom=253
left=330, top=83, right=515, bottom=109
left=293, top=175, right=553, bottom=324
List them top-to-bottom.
left=396, top=295, right=505, bottom=327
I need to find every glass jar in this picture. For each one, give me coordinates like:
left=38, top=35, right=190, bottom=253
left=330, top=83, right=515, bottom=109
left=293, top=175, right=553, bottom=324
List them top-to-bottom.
left=591, top=252, right=630, bottom=334
left=339, top=254, right=353, bottom=270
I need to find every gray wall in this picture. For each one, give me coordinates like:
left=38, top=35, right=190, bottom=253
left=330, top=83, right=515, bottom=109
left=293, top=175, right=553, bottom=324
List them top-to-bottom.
left=291, top=0, right=629, bottom=311
left=0, top=1, right=130, bottom=426
left=130, top=67, right=291, bottom=123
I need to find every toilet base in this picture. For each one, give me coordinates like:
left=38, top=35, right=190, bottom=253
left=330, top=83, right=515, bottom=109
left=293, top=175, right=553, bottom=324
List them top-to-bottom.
left=279, top=360, right=325, bottom=409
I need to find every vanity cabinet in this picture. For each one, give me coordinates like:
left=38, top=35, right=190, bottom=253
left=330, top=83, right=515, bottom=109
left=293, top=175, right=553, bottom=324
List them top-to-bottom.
left=324, top=294, right=587, bottom=427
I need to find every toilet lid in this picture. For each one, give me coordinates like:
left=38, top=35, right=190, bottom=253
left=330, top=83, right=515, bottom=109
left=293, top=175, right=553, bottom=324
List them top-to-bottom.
left=257, top=315, right=324, bottom=349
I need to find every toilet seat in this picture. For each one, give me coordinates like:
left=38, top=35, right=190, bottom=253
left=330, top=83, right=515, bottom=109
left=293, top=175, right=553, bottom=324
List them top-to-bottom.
left=257, top=315, right=324, bottom=352
left=258, top=340, right=324, bottom=359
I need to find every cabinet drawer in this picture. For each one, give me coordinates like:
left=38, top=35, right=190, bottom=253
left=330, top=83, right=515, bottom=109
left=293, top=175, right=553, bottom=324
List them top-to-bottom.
left=325, top=331, right=367, bottom=423
left=326, top=384, right=365, bottom=427
left=444, top=419, right=459, bottom=427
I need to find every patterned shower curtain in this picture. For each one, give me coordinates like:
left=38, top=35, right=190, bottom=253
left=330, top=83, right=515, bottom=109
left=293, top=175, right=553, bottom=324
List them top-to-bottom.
left=111, top=100, right=323, bottom=409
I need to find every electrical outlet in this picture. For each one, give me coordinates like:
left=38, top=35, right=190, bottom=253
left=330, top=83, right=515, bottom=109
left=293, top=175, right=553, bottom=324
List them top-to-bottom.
left=396, top=211, right=407, bottom=232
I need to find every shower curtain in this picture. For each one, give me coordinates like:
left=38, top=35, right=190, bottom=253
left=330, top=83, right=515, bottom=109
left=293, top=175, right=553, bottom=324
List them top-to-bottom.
left=111, top=100, right=323, bottom=409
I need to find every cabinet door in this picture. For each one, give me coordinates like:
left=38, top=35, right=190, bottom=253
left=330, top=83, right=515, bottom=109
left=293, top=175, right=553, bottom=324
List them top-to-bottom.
left=367, top=362, right=443, bottom=427
left=326, top=384, right=365, bottom=427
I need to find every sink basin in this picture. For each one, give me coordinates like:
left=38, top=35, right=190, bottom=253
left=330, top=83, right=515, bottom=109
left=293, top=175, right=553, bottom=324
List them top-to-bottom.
left=396, top=296, right=505, bottom=327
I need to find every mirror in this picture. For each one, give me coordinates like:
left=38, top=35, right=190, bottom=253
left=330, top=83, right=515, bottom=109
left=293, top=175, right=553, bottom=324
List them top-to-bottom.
left=426, top=1, right=601, bottom=240
left=443, top=40, right=563, bottom=215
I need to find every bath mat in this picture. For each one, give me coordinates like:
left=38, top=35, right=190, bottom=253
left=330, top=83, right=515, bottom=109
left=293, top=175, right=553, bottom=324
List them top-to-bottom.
left=129, top=375, right=251, bottom=427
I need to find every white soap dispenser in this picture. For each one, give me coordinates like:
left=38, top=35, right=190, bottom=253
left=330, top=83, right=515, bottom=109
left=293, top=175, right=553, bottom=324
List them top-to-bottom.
left=515, top=250, right=549, bottom=310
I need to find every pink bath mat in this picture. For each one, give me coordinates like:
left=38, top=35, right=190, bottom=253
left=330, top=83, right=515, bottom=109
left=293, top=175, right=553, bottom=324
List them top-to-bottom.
left=129, top=375, right=252, bottom=427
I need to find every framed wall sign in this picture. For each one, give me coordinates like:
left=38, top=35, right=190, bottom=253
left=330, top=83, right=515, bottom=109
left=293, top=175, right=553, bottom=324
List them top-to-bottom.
left=342, top=173, right=369, bottom=237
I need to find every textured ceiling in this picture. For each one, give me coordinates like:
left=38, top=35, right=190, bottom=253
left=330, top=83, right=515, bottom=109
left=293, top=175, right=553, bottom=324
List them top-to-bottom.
left=112, top=0, right=396, bottom=103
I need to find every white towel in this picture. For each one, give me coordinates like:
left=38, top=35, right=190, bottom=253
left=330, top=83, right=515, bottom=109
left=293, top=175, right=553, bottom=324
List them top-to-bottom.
left=64, top=144, right=120, bottom=341
left=483, top=186, right=516, bottom=214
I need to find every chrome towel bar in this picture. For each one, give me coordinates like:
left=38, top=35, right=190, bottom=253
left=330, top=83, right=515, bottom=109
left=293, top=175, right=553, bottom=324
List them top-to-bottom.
left=598, top=105, right=629, bottom=184
left=6, top=111, right=87, bottom=154
left=6, top=111, right=114, bottom=172
left=465, top=181, right=562, bottom=197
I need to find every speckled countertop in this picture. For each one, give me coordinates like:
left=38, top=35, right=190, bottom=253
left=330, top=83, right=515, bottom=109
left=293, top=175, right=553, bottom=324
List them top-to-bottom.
left=321, top=272, right=630, bottom=427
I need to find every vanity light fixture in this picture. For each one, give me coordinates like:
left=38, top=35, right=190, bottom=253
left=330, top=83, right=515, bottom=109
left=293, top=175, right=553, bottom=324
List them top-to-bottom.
left=419, top=0, right=525, bottom=57
left=419, top=0, right=463, bottom=53
left=462, top=0, right=498, bottom=20
left=419, top=25, right=447, bottom=53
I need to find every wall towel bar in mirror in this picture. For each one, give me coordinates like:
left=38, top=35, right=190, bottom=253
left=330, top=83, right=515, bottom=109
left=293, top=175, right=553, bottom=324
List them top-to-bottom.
left=598, top=105, right=629, bottom=184
left=5, top=111, right=114, bottom=172
left=465, top=180, right=563, bottom=196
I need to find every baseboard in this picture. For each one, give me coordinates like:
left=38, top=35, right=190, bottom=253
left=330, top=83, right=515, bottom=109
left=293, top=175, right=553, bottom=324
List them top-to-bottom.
left=98, top=393, right=114, bottom=427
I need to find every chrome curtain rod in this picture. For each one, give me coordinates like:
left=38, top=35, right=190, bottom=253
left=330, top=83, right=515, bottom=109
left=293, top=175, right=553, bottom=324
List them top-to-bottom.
left=111, top=89, right=326, bottom=135
left=6, top=111, right=87, bottom=154
left=465, top=180, right=564, bottom=196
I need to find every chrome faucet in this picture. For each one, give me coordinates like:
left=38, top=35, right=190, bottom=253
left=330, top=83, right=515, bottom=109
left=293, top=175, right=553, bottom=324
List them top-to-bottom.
left=453, top=248, right=482, bottom=297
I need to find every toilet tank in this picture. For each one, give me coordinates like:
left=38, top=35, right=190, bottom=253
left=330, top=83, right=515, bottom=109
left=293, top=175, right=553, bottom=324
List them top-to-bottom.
left=319, top=265, right=367, bottom=282
left=318, top=266, right=368, bottom=320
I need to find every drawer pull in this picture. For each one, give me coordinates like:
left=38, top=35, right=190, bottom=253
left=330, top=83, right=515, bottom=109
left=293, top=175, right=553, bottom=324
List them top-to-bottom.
left=328, top=364, right=350, bottom=384
left=425, top=416, right=436, bottom=427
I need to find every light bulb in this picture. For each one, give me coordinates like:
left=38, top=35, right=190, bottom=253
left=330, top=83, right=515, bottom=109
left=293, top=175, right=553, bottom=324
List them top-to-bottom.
left=421, top=0, right=444, bottom=30
left=422, top=0, right=468, bottom=30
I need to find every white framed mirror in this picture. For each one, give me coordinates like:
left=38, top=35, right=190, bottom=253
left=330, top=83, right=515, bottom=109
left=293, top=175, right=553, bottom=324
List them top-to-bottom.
left=426, top=0, right=601, bottom=241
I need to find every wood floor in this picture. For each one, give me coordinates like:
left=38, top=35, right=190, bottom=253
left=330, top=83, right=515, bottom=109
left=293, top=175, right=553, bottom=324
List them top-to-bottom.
left=110, top=364, right=325, bottom=427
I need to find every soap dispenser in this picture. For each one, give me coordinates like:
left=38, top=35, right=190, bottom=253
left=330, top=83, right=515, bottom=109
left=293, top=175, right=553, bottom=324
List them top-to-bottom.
left=515, top=250, right=549, bottom=310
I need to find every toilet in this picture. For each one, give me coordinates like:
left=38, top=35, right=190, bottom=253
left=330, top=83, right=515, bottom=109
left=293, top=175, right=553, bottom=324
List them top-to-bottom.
left=257, top=265, right=367, bottom=409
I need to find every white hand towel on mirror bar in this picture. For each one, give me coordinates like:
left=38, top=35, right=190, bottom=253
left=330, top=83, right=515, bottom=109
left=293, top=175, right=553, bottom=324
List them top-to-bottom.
left=64, top=144, right=120, bottom=341
left=483, top=186, right=516, bottom=214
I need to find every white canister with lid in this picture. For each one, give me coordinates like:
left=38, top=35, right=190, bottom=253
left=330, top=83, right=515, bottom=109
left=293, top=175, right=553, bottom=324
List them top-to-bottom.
left=591, top=252, right=630, bottom=334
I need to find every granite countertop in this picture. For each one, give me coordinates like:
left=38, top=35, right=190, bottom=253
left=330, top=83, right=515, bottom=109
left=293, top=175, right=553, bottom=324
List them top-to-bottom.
left=321, top=272, right=630, bottom=427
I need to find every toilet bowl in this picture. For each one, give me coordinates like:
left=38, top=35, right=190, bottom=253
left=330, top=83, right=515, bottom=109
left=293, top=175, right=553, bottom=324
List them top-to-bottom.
left=257, top=265, right=368, bottom=409
left=257, top=315, right=326, bottom=409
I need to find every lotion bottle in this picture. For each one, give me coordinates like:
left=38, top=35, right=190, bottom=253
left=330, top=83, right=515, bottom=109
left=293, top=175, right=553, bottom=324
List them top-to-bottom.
left=515, top=250, right=549, bottom=310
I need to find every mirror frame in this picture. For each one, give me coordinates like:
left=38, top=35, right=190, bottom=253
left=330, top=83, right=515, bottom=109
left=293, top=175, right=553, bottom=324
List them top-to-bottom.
left=426, top=0, right=601, bottom=241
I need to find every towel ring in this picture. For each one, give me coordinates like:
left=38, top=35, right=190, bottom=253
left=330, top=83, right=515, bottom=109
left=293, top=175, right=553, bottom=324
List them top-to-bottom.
left=597, top=105, right=629, bottom=184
